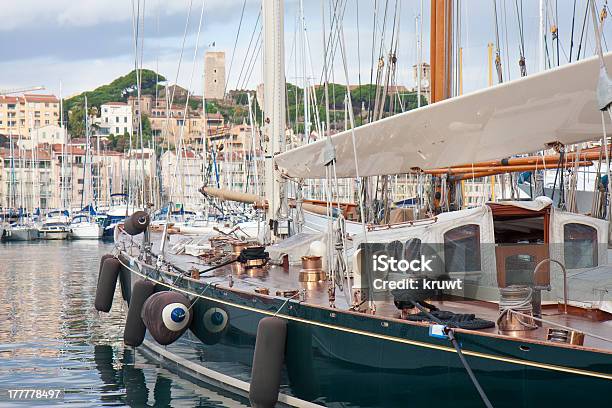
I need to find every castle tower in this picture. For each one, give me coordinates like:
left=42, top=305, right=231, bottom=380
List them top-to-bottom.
left=204, top=51, right=226, bottom=100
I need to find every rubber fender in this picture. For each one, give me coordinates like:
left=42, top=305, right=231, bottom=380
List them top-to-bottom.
left=123, top=211, right=150, bottom=236
left=97, top=254, right=115, bottom=285
left=95, top=257, right=121, bottom=312
left=119, top=262, right=131, bottom=302
left=124, top=279, right=156, bottom=347
left=141, top=291, right=193, bottom=345
left=189, top=300, right=229, bottom=345
left=249, top=317, right=287, bottom=408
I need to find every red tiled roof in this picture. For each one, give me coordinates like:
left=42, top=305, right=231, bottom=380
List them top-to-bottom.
left=23, top=94, right=59, bottom=103
left=0, top=96, right=19, bottom=103
left=103, top=102, right=128, bottom=106
left=50, top=144, right=86, bottom=155
left=0, top=147, right=51, bottom=160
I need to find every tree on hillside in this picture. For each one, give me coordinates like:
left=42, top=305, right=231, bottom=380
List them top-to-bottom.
left=64, top=69, right=166, bottom=136
left=68, top=107, right=85, bottom=138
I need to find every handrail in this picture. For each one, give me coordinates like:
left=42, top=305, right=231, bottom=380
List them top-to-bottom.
left=533, top=258, right=568, bottom=314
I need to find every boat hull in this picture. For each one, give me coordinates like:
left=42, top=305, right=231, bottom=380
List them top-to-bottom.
left=70, top=224, right=103, bottom=239
left=3, top=228, right=39, bottom=241
left=39, top=231, right=69, bottom=240
left=119, top=255, right=612, bottom=407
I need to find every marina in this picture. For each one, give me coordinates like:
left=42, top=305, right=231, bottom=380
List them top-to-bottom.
left=4, top=0, right=612, bottom=407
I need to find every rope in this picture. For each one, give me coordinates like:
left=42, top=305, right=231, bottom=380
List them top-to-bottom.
left=224, top=0, right=247, bottom=97
left=496, top=286, right=537, bottom=330
left=273, top=291, right=301, bottom=317
left=408, top=301, right=494, bottom=408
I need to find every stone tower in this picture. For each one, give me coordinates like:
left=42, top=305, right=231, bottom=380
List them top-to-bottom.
left=204, top=51, right=226, bottom=100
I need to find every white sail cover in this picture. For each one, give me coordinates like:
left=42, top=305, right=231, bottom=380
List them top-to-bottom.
left=275, top=53, right=612, bottom=179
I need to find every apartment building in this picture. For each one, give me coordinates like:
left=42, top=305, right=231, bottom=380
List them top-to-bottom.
left=0, top=94, right=60, bottom=139
left=149, top=99, right=225, bottom=148
left=97, top=102, right=133, bottom=136
left=18, top=124, right=66, bottom=149
left=0, top=146, right=54, bottom=210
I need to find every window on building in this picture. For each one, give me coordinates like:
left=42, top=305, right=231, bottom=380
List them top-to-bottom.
left=124, top=117, right=127, bottom=123
left=45, top=120, right=50, bottom=125
left=564, top=223, right=598, bottom=269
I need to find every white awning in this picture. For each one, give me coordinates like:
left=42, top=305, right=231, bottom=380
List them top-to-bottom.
left=275, top=53, right=612, bottom=179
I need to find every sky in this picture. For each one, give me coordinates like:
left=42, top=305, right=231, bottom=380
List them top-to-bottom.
left=1, top=0, right=612, bottom=98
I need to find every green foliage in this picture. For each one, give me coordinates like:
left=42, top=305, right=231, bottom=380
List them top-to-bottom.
left=64, top=69, right=165, bottom=136
left=68, top=107, right=85, bottom=138
left=141, top=114, right=152, bottom=141
left=106, top=133, right=130, bottom=152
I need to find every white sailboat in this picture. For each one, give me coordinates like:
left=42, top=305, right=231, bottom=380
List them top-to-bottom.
left=38, top=209, right=70, bottom=240
left=69, top=214, right=103, bottom=239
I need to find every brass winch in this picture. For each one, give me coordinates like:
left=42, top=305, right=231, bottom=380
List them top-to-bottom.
left=236, top=245, right=269, bottom=277
left=299, top=256, right=327, bottom=282
left=497, top=285, right=538, bottom=335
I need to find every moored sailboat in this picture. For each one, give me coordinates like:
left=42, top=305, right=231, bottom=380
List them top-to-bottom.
left=95, top=1, right=612, bottom=406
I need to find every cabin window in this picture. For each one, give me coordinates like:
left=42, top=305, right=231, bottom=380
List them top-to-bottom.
left=564, top=223, right=598, bottom=269
left=444, top=224, right=481, bottom=272
left=504, top=254, right=537, bottom=286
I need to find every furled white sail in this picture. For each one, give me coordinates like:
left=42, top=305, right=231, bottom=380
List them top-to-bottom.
left=275, top=53, right=612, bottom=179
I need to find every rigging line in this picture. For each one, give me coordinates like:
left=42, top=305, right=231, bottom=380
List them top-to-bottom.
left=128, top=0, right=143, bottom=210
left=136, top=0, right=147, bottom=207
left=166, top=0, right=205, bottom=237
left=169, top=0, right=194, bottom=114
left=224, top=0, right=247, bottom=97
left=318, top=0, right=349, bottom=86
left=356, top=0, right=362, bottom=112
left=367, top=0, right=379, bottom=123
left=373, top=0, right=390, bottom=118
left=492, top=0, right=503, bottom=83
left=502, top=0, right=511, bottom=81
left=514, top=0, right=527, bottom=76
left=570, top=0, right=577, bottom=62
left=577, top=1, right=590, bottom=61
left=335, top=12, right=368, bottom=242
left=234, top=13, right=262, bottom=90
left=237, top=28, right=262, bottom=90
left=239, top=31, right=263, bottom=91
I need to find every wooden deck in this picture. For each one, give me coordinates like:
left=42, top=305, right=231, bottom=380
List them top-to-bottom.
left=124, top=231, right=612, bottom=354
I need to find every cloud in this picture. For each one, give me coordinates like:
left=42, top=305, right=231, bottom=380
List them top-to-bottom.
left=0, top=0, right=260, bottom=31
left=1, top=0, right=611, bottom=101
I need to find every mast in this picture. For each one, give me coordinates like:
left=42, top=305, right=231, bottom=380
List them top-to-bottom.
left=263, top=0, right=287, bottom=240
left=430, top=0, right=453, bottom=103
left=539, top=0, right=546, bottom=72
left=60, top=81, right=66, bottom=209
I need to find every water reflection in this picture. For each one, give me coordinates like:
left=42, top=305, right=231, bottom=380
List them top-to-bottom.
left=0, top=241, right=248, bottom=407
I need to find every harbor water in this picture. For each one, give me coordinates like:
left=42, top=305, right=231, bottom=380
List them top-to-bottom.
left=0, top=240, right=249, bottom=407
